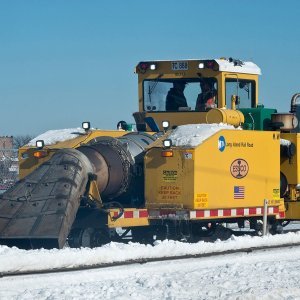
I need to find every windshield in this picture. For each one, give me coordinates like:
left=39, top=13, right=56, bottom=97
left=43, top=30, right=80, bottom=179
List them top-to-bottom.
left=143, top=78, right=217, bottom=112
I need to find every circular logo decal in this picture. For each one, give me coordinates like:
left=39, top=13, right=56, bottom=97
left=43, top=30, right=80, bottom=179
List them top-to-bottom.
left=218, top=136, right=226, bottom=152
left=230, top=159, right=249, bottom=179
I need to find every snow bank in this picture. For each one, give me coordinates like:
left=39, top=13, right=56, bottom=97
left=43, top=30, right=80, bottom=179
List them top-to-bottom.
left=168, top=123, right=240, bottom=147
left=1, top=232, right=300, bottom=273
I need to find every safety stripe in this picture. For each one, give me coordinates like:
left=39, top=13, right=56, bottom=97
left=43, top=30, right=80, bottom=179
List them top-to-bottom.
left=190, top=206, right=280, bottom=219
left=111, top=207, right=282, bottom=220
left=113, top=210, right=148, bottom=219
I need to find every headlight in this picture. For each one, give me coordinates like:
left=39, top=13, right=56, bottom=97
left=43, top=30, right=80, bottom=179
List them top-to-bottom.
left=198, top=62, right=204, bottom=69
left=150, top=64, right=157, bottom=70
left=82, top=121, right=91, bottom=131
left=162, top=121, right=170, bottom=131
left=163, top=139, right=172, bottom=148
left=36, top=140, right=45, bottom=149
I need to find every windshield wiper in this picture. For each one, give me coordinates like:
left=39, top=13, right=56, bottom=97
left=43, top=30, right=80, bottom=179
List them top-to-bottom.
left=148, top=74, right=163, bottom=103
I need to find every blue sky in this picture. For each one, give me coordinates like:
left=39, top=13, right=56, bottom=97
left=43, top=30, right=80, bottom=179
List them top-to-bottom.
left=0, top=0, right=300, bottom=136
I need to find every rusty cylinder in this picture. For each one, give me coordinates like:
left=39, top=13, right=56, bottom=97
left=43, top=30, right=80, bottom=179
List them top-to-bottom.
left=77, top=132, right=157, bottom=206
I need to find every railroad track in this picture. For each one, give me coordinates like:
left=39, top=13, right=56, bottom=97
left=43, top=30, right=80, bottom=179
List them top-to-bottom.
left=1, top=238, right=300, bottom=278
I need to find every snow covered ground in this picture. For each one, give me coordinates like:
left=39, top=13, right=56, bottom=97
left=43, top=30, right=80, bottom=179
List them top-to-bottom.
left=1, top=232, right=300, bottom=299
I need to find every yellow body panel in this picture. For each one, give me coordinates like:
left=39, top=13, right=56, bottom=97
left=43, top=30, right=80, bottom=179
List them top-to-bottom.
left=19, top=130, right=127, bottom=178
left=145, top=130, right=281, bottom=211
left=194, top=130, right=280, bottom=209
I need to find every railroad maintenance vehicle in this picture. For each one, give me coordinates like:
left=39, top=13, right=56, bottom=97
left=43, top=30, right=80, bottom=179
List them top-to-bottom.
left=0, top=57, right=300, bottom=249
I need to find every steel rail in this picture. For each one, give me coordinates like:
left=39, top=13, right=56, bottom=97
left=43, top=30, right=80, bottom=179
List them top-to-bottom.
left=1, top=240, right=300, bottom=278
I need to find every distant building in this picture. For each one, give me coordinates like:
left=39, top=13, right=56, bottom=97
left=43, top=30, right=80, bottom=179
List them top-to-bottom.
left=0, top=136, right=18, bottom=190
left=0, top=136, right=14, bottom=159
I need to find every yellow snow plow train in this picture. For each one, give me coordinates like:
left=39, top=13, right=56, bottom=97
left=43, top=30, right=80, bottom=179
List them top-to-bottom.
left=0, top=58, right=299, bottom=249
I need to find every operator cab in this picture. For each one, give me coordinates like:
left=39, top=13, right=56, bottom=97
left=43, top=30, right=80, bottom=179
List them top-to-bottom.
left=134, top=58, right=261, bottom=131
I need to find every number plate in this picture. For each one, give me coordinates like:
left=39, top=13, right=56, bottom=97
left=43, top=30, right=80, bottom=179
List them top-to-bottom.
left=171, top=61, right=188, bottom=71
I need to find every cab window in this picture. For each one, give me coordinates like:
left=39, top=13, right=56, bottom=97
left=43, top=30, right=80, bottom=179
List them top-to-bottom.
left=143, top=78, right=218, bottom=112
left=225, top=79, right=256, bottom=109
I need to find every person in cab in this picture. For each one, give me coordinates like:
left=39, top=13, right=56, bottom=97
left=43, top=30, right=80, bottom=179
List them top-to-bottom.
left=195, top=78, right=217, bottom=111
left=165, top=81, right=188, bottom=111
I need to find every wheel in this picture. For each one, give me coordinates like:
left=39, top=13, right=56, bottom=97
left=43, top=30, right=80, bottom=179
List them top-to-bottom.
left=253, top=220, right=283, bottom=236
left=253, top=220, right=272, bottom=236
left=254, top=220, right=264, bottom=236
left=269, top=221, right=283, bottom=235
left=209, top=224, right=232, bottom=241
left=131, top=226, right=155, bottom=244
left=67, top=227, right=111, bottom=248
left=67, top=228, right=83, bottom=248
left=89, top=229, right=111, bottom=247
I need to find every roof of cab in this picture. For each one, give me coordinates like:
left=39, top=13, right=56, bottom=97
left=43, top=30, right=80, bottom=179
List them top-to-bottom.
left=136, top=58, right=261, bottom=75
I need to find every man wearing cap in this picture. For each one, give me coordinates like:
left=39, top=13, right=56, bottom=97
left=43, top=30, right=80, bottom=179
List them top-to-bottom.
left=195, top=78, right=217, bottom=111
left=165, top=81, right=188, bottom=111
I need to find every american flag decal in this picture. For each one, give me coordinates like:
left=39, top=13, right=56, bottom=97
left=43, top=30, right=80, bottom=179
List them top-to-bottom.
left=234, top=186, right=245, bottom=199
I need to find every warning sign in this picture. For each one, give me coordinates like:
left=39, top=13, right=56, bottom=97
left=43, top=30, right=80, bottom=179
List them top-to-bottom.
left=183, top=152, right=193, bottom=159
left=162, top=170, right=177, bottom=182
left=158, top=185, right=181, bottom=200
left=272, top=189, right=280, bottom=200
left=194, top=193, right=209, bottom=208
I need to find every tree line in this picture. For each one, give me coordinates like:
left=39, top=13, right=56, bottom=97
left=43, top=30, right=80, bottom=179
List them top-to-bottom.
left=13, top=135, right=34, bottom=149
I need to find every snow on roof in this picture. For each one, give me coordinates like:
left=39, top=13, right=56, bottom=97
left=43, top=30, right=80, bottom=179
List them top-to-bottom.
left=215, top=59, right=261, bottom=75
left=168, top=123, right=240, bottom=147
left=27, top=124, right=239, bottom=148
left=27, top=128, right=86, bottom=146
left=280, top=138, right=292, bottom=146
